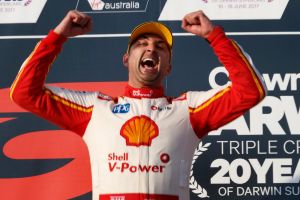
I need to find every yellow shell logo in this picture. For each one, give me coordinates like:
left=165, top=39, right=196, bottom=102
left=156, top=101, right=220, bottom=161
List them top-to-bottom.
left=120, top=115, right=159, bottom=146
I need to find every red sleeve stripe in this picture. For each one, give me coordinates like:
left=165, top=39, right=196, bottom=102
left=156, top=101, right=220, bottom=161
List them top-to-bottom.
left=230, top=40, right=266, bottom=100
left=10, top=41, right=42, bottom=100
left=189, top=86, right=231, bottom=114
left=44, top=88, right=94, bottom=113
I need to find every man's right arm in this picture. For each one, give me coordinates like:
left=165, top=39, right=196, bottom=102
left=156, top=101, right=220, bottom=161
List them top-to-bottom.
left=10, top=11, right=96, bottom=136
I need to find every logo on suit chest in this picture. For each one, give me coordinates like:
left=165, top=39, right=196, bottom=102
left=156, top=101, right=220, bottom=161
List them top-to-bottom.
left=112, top=103, right=130, bottom=114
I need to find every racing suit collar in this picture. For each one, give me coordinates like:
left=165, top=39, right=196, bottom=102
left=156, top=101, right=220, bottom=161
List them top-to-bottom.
left=123, top=84, right=165, bottom=98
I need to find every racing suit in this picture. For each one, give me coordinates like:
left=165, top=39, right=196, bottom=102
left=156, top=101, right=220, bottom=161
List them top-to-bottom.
left=10, top=27, right=266, bottom=200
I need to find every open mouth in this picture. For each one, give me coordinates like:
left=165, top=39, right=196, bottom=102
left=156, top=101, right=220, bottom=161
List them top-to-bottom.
left=139, top=55, right=159, bottom=76
left=141, top=58, right=157, bottom=68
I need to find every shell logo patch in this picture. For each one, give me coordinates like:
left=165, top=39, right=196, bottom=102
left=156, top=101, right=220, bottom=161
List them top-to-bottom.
left=120, top=115, right=159, bottom=146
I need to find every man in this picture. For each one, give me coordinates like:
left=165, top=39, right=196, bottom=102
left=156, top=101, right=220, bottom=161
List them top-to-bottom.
left=10, top=10, right=266, bottom=200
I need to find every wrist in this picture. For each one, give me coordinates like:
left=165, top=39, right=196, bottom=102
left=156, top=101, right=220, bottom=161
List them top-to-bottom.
left=205, top=26, right=225, bottom=44
left=44, top=30, right=68, bottom=45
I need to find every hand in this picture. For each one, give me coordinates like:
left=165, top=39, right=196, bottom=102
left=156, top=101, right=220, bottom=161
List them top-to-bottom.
left=54, top=10, right=92, bottom=37
left=181, top=10, right=215, bottom=39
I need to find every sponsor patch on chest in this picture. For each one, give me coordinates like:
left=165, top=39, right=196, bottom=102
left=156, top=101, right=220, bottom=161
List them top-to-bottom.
left=112, top=103, right=130, bottom=114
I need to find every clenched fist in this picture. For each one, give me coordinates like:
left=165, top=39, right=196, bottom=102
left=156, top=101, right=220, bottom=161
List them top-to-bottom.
left=54, top=10, right=92, bottom=37
left=182, top=10, right=215, bottom=39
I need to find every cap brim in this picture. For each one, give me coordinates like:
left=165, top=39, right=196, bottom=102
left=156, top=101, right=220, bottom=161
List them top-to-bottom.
left=128, top=22, right=173, bottom=52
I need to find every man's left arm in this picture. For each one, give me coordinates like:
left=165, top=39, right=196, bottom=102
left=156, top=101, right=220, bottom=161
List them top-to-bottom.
left=182, top=10, right=267, bottom=138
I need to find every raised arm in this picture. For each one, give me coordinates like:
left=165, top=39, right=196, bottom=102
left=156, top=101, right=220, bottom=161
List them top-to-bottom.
left=183, top=10, right=267, bottom=137
left=10, top=11, right=97, bottom=136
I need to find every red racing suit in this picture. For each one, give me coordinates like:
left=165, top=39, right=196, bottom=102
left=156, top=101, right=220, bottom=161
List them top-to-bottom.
left=10, top=27, right=266, bottom=200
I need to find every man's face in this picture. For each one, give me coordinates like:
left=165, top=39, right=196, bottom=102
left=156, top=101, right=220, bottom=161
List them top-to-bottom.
left=123, top=34, right=172, bottom=88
